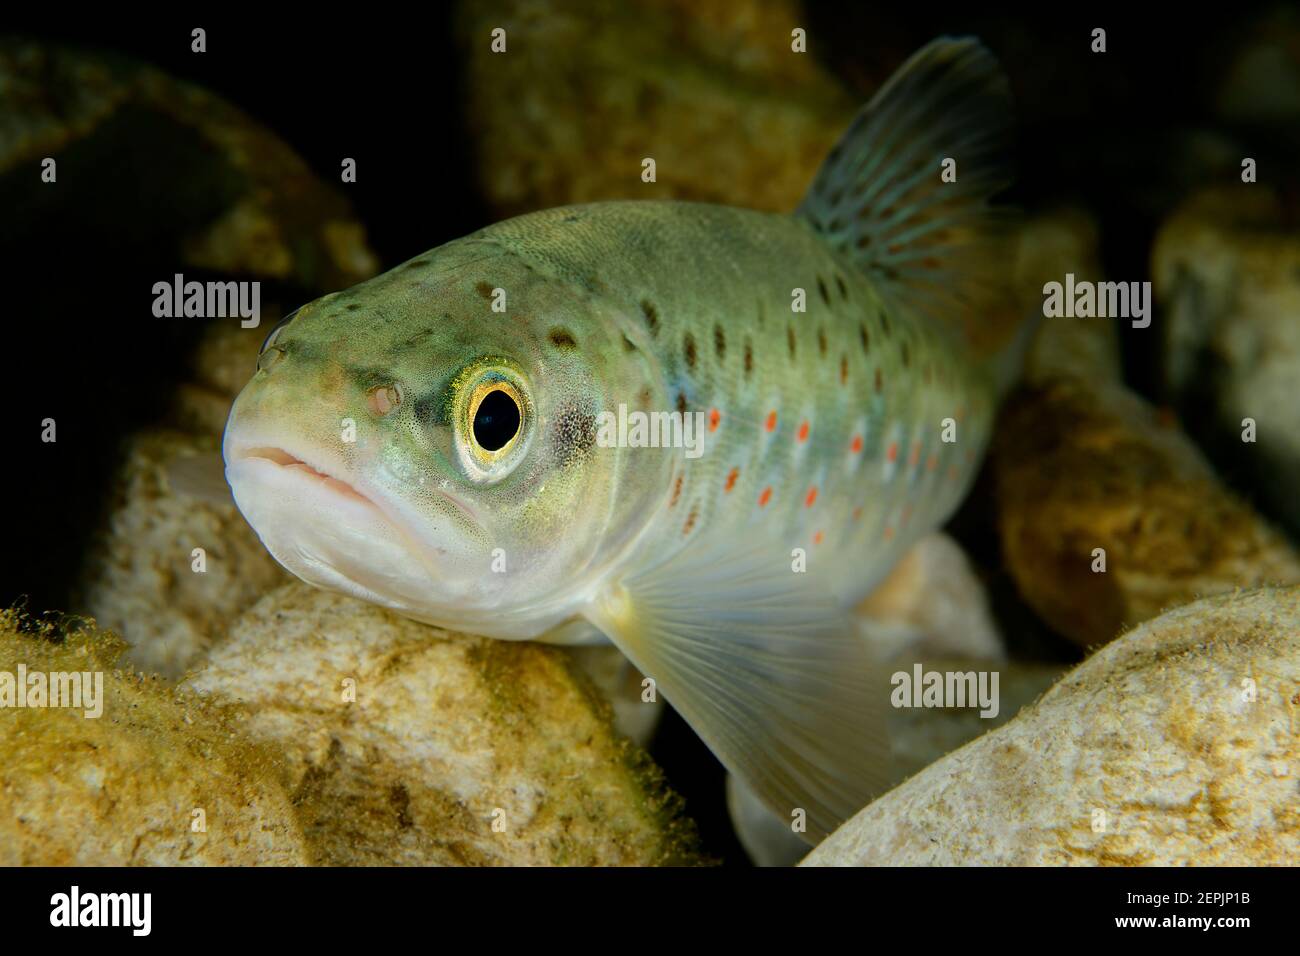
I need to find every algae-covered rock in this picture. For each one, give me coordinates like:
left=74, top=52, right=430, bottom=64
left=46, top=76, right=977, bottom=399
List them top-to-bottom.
left=457, top=0, right=855, bottom=216
left=1152, top=185, right=1300, bottom=536
left=994, top=376, right=1300, bottom=647
left=77, top=430, right=287, bottom=677
left=183, top=582, right=702, bottom=866
left=803, top=586, right=1300, bottom=866
left=0, top=611, right=308, bottom=865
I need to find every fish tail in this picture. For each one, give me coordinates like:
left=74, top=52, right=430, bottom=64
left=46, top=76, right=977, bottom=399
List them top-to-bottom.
left=796, top=37, right=1023, bottom=389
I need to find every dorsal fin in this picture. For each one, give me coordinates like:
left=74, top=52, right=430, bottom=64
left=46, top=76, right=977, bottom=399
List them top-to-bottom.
left=796, top=37, right=1015, bottom=332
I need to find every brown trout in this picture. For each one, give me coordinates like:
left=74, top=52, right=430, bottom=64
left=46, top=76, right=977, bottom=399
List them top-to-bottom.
left=223, top=37, right=1017, bottom=840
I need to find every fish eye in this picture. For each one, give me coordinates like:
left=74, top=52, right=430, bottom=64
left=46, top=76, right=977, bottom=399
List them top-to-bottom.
left=454, top=365, right=533, bottom=482
left=472, top=388, right=521, bottom=451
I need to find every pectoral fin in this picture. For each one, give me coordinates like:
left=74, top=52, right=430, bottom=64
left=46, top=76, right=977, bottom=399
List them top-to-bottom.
left=584, top=541, right=890, bottom=842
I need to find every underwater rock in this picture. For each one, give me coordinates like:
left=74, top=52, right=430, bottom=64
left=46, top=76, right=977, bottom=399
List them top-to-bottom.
left=457, top=0, right=855, bottom=216
left=1214, top=8, right=1300, bottom=125
left=0, top=40, right=378, bottom=290
left=1152, top=184, right=1300, bottom=536
left=990, top=207, right=1300, bottom=647
left=1010, top=209, right=1121, bottom=385
left=174, top=322, right=275, bottom=437
left=994, top=376, right=1300, bottom=648
left=76, top=429, right=287, bottom=677
left=854, top=532, right=1005, bottom=663
left=183, top=582, right=702, bottom=866
left=803, top=586, right=1300, bottom=866
left=0, top=612, right=308, bottom=865
left=563, top=645, right=663, bottom=748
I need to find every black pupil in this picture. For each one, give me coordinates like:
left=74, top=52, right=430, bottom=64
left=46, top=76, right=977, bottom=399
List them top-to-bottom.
left=473, top=389, right=520, bottom=451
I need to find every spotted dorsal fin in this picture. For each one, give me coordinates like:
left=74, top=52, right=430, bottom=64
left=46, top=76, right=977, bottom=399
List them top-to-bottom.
left=796, top=37, right=1014, bottom=333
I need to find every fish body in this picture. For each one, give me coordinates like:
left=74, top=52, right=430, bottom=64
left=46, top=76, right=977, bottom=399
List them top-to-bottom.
left=224, top=37, right=1016, bottom=838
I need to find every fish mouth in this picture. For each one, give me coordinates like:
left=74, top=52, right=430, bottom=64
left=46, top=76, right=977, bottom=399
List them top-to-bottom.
left=231, top=443, right=480, bottom=528
left=238, top=446, right=378, bottom=506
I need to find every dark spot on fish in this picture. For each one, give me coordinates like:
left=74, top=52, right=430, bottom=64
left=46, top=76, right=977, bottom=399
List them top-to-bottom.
left=563, top=213, right=582, bottom=223
left=405, top=259, right=430, bottom=269
left=836, top=274, right=848, bottom=299
left=817, top=276, right=830, bottom=305
left=475, top=282, right=494, bottom=300
left=641, top=300, right=660, bottom=336
left=345, top=303, right=361, bottom=312
left=881, top=311, right=892, bottom=337
left=860, top=322, right=870, bottom=354
left=714, top=325, right=726, bottom=362
left=787, top=326, right=797, bottom=359
left=549, top=327, right=578, bottom=349
left=817, top=327, right=828, bottom=356
left=397, top=328, right=437, bottom=351
left=683, top=332, right=697, bottom=370
left=622, top=334, right=638, bottom=353
left=744, top=340, right=754, bottom=377
left=840, top=355, right=848, bottom=385
left=874, top=368, right=883, bottom=393
left=637, top=385, right=652, bottom=409
left=676, top=391, right=688, bottom=415
left=552, top=403, right=597, bottom=466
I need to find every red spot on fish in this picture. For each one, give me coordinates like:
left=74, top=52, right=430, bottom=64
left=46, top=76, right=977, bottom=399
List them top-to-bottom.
left=709, top=408, right=721, bottom=432
left=765, top=410, right=777, bottom=432
left=797, top=421, right=810, bottom=443
left=850, top=434, right=863, bottom=454
left=886, top=442, right=899, bottom=463
left=926, top=454, right=938, bottom=472
left=948, top=465, right=960, bottom=482
left=724, top=467, right=739, bottom=492
left=670, top=475, right=683, bottom=507
left=758, top=486, right=772, bottom=507
left=805, top=486, right=818, bottom=507
left=852, top=506, right=863, bottom=520
left=683, top=508, right=698, bottom=535
left=883, top=525, right=895, bottom=541
left=813, top=530, right=824, bottom=546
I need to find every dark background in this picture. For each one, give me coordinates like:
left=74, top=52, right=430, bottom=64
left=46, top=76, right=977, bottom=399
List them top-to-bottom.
left=2, top=4, right=1293, bottom=864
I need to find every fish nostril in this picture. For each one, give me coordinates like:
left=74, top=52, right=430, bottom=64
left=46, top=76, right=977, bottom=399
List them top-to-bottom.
left=257, top=347, right=285, bottom=373
left=368, top=383, right=403, bottom=417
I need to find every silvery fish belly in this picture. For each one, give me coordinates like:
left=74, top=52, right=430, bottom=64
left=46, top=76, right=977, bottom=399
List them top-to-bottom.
left=223, top=37, right=1017, bottom=840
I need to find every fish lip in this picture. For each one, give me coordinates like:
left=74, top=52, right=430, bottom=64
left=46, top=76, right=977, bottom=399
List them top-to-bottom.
left=231, top=443, right=480, bottom=529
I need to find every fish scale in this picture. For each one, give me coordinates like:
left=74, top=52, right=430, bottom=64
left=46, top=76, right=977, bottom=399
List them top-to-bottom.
left=223, top=36, right=1018, bottom=840
left=485, top=200, right=993, bottom=603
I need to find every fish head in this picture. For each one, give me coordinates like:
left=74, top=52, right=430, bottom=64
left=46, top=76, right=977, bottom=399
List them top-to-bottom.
left=223, top=241, right=669, bottom=632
